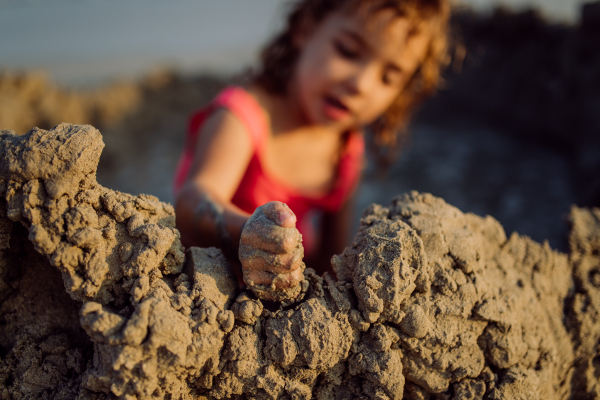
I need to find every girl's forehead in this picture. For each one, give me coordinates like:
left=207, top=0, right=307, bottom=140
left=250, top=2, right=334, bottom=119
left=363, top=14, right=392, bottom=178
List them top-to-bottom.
left=334, top=7, right=430, bottom=42
left=325, top=8, right=433, bottom=73
left=330, top=8, right=432, bottom=51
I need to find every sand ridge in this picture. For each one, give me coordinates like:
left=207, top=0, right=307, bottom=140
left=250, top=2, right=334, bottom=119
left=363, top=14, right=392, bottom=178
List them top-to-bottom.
left=0, top=124, right=599, bottom=399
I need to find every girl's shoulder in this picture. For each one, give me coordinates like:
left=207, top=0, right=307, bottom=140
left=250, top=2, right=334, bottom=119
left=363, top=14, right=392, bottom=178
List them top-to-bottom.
left=192, top=85, right=270, bottom=153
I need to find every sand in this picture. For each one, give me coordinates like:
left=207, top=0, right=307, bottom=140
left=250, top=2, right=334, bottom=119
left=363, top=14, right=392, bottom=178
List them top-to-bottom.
left=0, top=124, right=599, bottom=400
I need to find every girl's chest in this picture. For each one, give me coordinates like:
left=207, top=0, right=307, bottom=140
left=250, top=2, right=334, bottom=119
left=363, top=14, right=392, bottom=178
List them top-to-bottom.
left=262, top=132, right=342, bottom=196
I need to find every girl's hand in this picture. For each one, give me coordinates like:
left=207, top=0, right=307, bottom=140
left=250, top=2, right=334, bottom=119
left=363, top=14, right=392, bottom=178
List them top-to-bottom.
left=239, top=201, right=305, bottom=302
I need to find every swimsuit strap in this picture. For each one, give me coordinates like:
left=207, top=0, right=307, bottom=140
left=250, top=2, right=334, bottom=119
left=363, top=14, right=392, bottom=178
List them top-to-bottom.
left=211, top=86, right=269, bottom=154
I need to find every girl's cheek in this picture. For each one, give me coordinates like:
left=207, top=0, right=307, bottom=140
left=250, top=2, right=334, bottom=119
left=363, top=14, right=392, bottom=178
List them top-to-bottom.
left=317, top=56, right=342, bottom=81
left=364, top=91, right=398, bottom=124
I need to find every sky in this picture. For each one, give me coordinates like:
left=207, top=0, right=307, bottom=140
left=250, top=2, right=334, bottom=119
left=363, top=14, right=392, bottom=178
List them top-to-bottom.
left=0, top=0, right=591, bottom=86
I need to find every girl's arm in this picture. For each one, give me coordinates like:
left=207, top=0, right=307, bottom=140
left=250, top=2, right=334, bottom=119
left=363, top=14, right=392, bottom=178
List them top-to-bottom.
left=174, top=108, right=303, bottom=296
left=175, top=108, right=253, bottom=252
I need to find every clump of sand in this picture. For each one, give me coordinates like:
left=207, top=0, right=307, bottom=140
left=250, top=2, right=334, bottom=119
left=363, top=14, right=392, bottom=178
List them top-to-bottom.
left=0, top=124, right=599, bottom=399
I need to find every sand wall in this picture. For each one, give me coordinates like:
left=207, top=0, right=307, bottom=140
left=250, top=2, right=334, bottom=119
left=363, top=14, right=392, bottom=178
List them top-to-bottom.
left=0, top=124, right=599, bottom=399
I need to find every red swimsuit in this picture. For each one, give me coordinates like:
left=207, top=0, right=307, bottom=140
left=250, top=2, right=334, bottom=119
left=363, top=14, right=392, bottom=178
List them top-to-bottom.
left=173, top=86, right=364, bottom=255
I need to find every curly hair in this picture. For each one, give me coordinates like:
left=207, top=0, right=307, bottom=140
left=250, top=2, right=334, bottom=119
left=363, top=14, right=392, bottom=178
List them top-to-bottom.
left=254, top=0, right=450, bottom=162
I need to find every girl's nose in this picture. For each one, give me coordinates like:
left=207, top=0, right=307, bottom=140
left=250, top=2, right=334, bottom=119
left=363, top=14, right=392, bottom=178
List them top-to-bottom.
left=344, top=63, right=378, bottom=96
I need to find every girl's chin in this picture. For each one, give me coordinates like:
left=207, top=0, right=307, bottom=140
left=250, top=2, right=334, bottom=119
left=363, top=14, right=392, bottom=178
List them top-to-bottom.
left=313, top=115, right=353, bottom=130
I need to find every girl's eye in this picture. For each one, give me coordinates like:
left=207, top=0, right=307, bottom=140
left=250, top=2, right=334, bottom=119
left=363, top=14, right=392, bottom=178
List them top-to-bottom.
left=334, top=41, right=359, bottom=60
left=383, top=70, right=402, bottom=86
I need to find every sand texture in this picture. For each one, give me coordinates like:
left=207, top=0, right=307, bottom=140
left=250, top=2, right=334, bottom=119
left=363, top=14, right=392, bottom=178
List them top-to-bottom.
left=0, top=124, right=599, bottom=399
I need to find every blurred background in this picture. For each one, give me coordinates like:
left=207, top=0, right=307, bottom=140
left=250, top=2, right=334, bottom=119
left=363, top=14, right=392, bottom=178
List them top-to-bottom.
left=1, top=0, right=599, bottom=250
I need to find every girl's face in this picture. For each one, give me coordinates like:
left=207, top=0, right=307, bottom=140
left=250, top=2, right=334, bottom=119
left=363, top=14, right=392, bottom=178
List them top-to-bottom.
left=291, top=8, right=432, bottom=131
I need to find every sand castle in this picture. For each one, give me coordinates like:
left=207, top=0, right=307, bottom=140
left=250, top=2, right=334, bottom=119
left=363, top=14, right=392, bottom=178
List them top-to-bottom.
left=0, top=124, right=599, bottom=399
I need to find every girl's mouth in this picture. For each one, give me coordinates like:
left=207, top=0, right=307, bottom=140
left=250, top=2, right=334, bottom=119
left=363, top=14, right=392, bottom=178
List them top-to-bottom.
left=323, top=95, right=351, bottom=121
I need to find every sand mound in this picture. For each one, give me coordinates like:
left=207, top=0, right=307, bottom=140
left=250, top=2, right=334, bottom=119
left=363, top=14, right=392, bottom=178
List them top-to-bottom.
left=0, top=124, right=599, bottom=399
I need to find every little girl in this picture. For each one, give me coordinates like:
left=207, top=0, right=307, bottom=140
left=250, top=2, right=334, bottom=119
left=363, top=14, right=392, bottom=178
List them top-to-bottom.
left=174, top=0, right=449, bottom=301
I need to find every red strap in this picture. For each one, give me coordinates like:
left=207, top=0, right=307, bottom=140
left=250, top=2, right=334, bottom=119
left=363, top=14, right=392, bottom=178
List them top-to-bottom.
left=212, top=87, right=269, bottom=154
